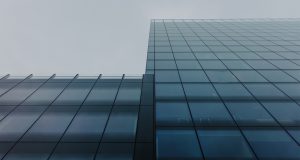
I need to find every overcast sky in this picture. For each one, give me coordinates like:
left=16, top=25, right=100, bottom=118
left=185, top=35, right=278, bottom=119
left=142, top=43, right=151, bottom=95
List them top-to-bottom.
left=0, top=0, right=300, bottom=76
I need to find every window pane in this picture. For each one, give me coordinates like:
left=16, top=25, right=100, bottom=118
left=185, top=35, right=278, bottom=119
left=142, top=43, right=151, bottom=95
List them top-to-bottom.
left=176, top=60, right=201, bottom=69
left=199, top=60, right=227, bottom=69
left=246, top=60, right=277, bottom=69
left=155, top=61, right=177, bottom=69
left=155, top=70, right=180, bottom=82
left=179, top=70, right=209, bottom=82
left=206, top=70, right=238, bottom=82
left=232, top=70, right=267, bottom=82
left=258, top=70, right=297, bottom=82
left=22, top=83, right=68, bottom=105
left=52, top=83, right=93, bottom=105
left=84, top=83, right=119, bottom=105
left=115, top=83, right=141, bottom=105
left=156, top=83, right=185, bottom=100
left=183, top=83, right=219, bottom=100
left=244, top=83, right=288, bottom=100
left=275, top=83, right=300, bottom=100
left=214, top=84, right=253, bottom=100
left=226, top=101, right=277, bottom=126
left=156, top=102, right=192, bottom=126
left=189, top=102, right=234, bottom=126
left=262, top=102, right=300, bottom=126
left=21, top=106, right=79, bottom=142
left=62, top=106, right=110, bottom=142
left=102, top=106, right=138, bottom=142
left=243, top=128, right=300, bottom=159
left=156, top=129, right=203, bottom=159
left=198, top=129, right=255, bottom=159
left=50, top=143, right=98, bottom=160
left=96, top=143, right=134, bottom=160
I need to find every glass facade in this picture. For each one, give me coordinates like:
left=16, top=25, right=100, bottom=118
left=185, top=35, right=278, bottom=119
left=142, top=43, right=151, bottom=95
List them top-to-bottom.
left=1, top=19, right=300, bottom=159
left=147, top=19, right=300, bottom=160
left=0, top=74, right=154, bottom=160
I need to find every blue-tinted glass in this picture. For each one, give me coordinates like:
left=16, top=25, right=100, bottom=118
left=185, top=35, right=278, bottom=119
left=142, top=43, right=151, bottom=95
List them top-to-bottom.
left=215, top=52, right=239, bottom=59
left=155, top=53, right=174, bottom=60
left=174, top=53, right=195, bottom=59
left=195, top=53, right=218, bottom=60
left=176, top=60, right=201, bottom=69
left=199, top=60, right=227, bottom=69
left=222, top=60, right=252, bottom=69
left=245, top=60, right=277, bottom=69
left=269, top=60, right=300, bottom=69
left=155, top=61, right=177, bottom=69
left=155, top=70, right=180, bottom=82
left=179, top=70, right=209, bottom=82
left=206, top=70, right=239, bottom=82
left=232, top=70, right=267, bottom=82
left=258, top=70, right=297, bottom=82
left=285, top=70, right=300, bottom=81
left=0, top=83, right=42, bottom=105
left=0, top=83, right=17, bottom=95
left=22, top=83, right=68, bottom=105
left=52, top=83, right=93, bottom=105
left=84, top=83, right=119, bottom=105
left=115, top=83, right=141, bottom=105
left=156, top=83, right=185, bottom=100
left=183, top=83, right=219, bottom=100
left=245, top=83, right=288, bottom=100
left=275, top=83, right=300, bottom=100
left=214, top=84, right=253, bottom=100
left=226, top=101, right=277, bottom=126
left=156, top=102, right=192, bottom=126
left=189, top=102, right=235, bottom=126
left=262, top=102, right=300, bottom=126
left=0, top=106, right=46, bottom=142
left=0, top=106, right=15, bottom=121
left=22, top=106, right=79, bottom=142
left=62, top=106, right=110, bottom=142
left=102, top=106, right=138, bottom=142
left=287, top=127, right=300, bottom=144
left=243, top=128, right=300, bottom=159
left=156, top=129, right=203, bottom=159
left=198, top=129, right=255, bottom=160
left=0, top=143, right=14, bottom=159
left=4, top=143, right=55, bottom=160
left=49, top=143, right=98, bottom=160
left=96, top=143, right=134, bottom=160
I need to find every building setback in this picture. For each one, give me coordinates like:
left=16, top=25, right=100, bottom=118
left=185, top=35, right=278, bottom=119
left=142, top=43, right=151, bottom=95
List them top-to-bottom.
left=1, top=19, right=300, bottom=159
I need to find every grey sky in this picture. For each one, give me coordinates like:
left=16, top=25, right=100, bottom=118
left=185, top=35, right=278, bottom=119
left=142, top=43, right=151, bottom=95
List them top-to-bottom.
left=0, top=0, right=300, bottom=75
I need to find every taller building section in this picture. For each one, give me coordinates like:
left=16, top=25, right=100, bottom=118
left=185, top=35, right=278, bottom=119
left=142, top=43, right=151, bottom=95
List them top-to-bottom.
left=147, top=19, right=300, bottom=160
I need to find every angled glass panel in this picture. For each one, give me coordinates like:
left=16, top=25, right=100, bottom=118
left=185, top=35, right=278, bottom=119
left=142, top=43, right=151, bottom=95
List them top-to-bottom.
left=176, top=60, right=201, bottom=69
left=199, top=60, right=227, bottom=69
left=222, top=60, right=252, bottom=69
left=245, top=60, right=277, bottom=69
left=269, top=60, right=300, bottom=69
left=155, top=61, right=177, bottom=69
left=155, top=70, right=180, bottom=82
left=179, top=70, right=209, bottom=82
left=206, top=70, right=238, bottom=82
left=232, top=70, right=267, bottom=82
left=258, top=70, right=297, bottom=82
left=285, top=70, right=300, bottom=81
left=0, top=83, right=42, bottom=105
left=0, top=83, right=18, bottom=96
left=22, top=83, right=68, bottom=105
left=52, top=83, right=93, bottom=105
left=84, top=83, right=119, bottom=105
left=115, top=83, right=141, bottom=105
left=156, top=83, right=185, bottom=100
left=183, top=83, right=219, bottom=100
left=244, top=83, right=288, bottom=100
left=275, top=83, right=300, bottom=100
left=214, top=84, right=253, bottom=100
left=156, top=101, right=192, bottom=126
left=226, top=101, right=277, bottom=126
left=189, top=102, right=235, bottom=126
left=262, top=102, right=300, bottom=126
left=0, top=106, right=46, bottom=142
left=0, top=106, right=16, bottom=121
left=21, top=106, right=79, bottom=142
left=62, top=106, right=110, bottom=142
left=102, top=106, right=138, bottom=142
left=287, top=127, right=300, bottom=144
left=198, top=128, right=255, bottom=160
left=243, top=128, right=300, bottom=160
left=156, top=129, right=203, bottom=160
left=0, top=143, right=14, bottom=159
left=4, top=143, right=55, bottom=160
left=49, top=143, right=98, bottom=160
left=96, top=143, right=134, bottom=160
